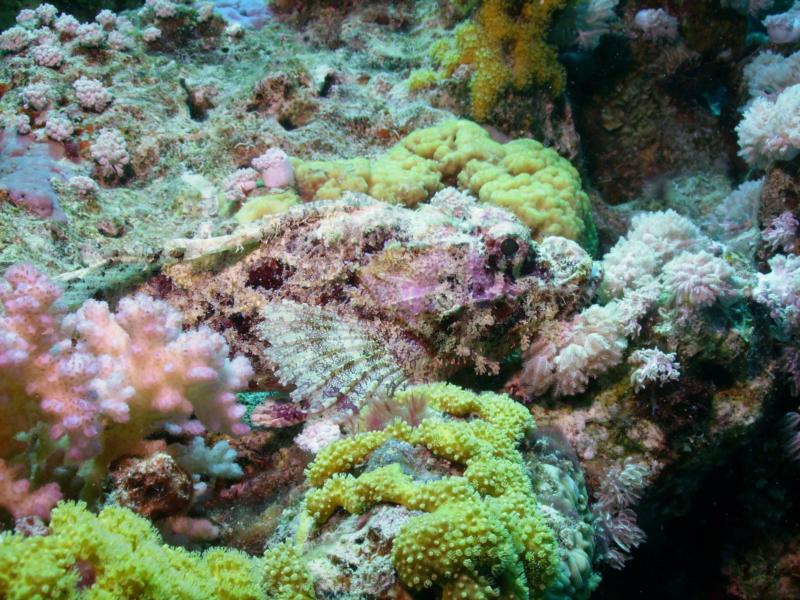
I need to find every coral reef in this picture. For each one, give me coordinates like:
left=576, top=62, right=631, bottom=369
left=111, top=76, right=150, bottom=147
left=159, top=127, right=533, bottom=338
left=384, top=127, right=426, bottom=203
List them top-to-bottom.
left=1, top=0, right=800, bottom=598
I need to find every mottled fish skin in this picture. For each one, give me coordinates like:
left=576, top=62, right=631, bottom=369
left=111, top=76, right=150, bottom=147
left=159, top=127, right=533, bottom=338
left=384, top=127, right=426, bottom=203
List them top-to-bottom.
left=145, top=188, right=593, bottom=418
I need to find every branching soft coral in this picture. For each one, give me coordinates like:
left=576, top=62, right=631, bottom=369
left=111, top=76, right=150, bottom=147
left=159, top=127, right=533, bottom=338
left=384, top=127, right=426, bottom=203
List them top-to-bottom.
left=431, top=0, right=567, bottom=120
left=0, top=264, right=252, bottom=498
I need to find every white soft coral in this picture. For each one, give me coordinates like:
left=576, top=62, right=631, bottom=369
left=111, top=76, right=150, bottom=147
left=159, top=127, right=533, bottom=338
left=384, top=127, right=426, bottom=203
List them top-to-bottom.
left=737, top=83, right=800, bottom=167
left=600, top=210, right=704, bottom=299
left=662, top=250, right=738, bottom=308
left=754, top=253, right=800, bottom=332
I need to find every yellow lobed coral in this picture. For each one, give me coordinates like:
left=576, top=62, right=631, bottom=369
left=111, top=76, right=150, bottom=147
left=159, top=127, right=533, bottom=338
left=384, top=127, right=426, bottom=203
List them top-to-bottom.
left=431, top=0, right=567, bottom=120
left=293, top=120, right=596, bottom=251
left=235, top=189, right=299, bottom=224
left=301, top=382, right=560, bottom=599
left=0, top=501, right=311, bottom=600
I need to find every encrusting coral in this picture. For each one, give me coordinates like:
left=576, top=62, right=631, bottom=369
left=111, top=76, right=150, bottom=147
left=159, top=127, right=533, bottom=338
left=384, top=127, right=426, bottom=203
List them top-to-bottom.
left=430, top=0, right=568, bottom=120
left=290, top=119, right=596, bottom=250
left=297, top=382, right=598, bottom=599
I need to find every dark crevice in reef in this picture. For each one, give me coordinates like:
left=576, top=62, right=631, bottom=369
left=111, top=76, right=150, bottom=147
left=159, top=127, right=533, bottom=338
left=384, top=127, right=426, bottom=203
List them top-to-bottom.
left=594, top=384, right=800, bottom=600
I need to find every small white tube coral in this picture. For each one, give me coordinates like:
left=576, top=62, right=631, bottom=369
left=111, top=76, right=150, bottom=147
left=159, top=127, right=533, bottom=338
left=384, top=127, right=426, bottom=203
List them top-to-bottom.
left=145, top=0, right=178, bottom=19
left=575, top=0, right=619, bottom=49
left=764, top=1, right=800, bottom=44
left=34, top=3, right=58, bottom=25
left=95, top=9, right=117, bottom=30
left=54, top=14, right=80, bottom=37
left=75, top=22, right=106, bottom=47
left=0, top=26, right=33, bottom=52
left=142, top=26, right=162, bottom=42
left=31, top=44, right=64, bottom=68
left=743, top=50, right=800, bottom=99
left=73, top=76, right=113, bottom=112
left=20, top=82, right=51, bottom=111
left=44, top=112, right=74, bottom=142
left=91, top=128, right=130, bottom=180
left=252, top=148, right=294, bottom=188
left=223, top=168, right=258, bottom=201
left=67, top=175, right=99, bottom=199
left=703, top=179, right=763, bottom=259
left=600, top=210, right=703, bottom=299
left=762, top=211, right=799, bottom=253
left=754, top=253, right=800, bottom=332
left=520, top=296, right=652, bottom=398
left=628, top=348, right=680, bottom=392
left=294, top=419, right=342, bottom=454
left=174, top=437, right=243, bottom=479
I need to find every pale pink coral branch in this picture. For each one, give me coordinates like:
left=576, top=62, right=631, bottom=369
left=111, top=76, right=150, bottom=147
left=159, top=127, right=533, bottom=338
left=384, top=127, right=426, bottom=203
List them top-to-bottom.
left=0, top=265, right=252, bottom=478
left=0, top=459, right=62, bottom=519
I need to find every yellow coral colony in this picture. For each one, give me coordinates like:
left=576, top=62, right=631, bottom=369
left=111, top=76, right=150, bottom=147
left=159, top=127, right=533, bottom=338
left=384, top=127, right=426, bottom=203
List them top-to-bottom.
left=431, top=0, right=568, bottom=120
left=293, top=119, right=595, bottom=249
left=302, top=382, right=560, bottom=599
left=0, top=501, right=314, bottom=600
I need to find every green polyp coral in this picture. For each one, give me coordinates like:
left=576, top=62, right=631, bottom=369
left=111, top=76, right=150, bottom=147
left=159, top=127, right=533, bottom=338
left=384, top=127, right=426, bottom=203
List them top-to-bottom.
left=431, top=0, right=568, bottom=120
left=301, top=382, right=561, bottom=599
left=0, top=501, right=314, bottom=600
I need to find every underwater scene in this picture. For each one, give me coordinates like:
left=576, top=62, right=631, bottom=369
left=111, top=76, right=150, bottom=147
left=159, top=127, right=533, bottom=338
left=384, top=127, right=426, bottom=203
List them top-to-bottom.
left=1, top=0, right=800, bottom=598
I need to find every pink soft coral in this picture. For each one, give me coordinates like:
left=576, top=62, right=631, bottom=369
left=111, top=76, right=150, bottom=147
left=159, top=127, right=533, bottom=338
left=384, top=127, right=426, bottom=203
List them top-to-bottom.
left=0, top=265, right=252, bottom=487
left=0, top=459, right=62, bottom=519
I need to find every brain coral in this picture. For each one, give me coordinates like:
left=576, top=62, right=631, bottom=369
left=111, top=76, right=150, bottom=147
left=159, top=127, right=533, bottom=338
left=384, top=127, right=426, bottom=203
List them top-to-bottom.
left=292, top=119, right=596, bottom=251
left=299, top=382, right=599, bottom=599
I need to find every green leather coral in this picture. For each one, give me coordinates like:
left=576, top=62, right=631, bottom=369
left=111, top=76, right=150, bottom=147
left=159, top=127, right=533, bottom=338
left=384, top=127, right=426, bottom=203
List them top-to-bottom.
left=431, top=0, right=568, bottom=120
left=292, top=119, right=596, bottom=252
left=302, top=382, right=560, bottom=599
left=0, top=501, right=312, bottom=600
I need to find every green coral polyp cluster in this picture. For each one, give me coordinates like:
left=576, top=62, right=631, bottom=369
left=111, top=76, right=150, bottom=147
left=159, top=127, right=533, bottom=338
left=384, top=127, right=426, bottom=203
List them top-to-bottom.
left=431, top=0, right=568, bottom=120
left=302, top=382, right=560, bottom=599
left=0, top=502, right=312, bottom=600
